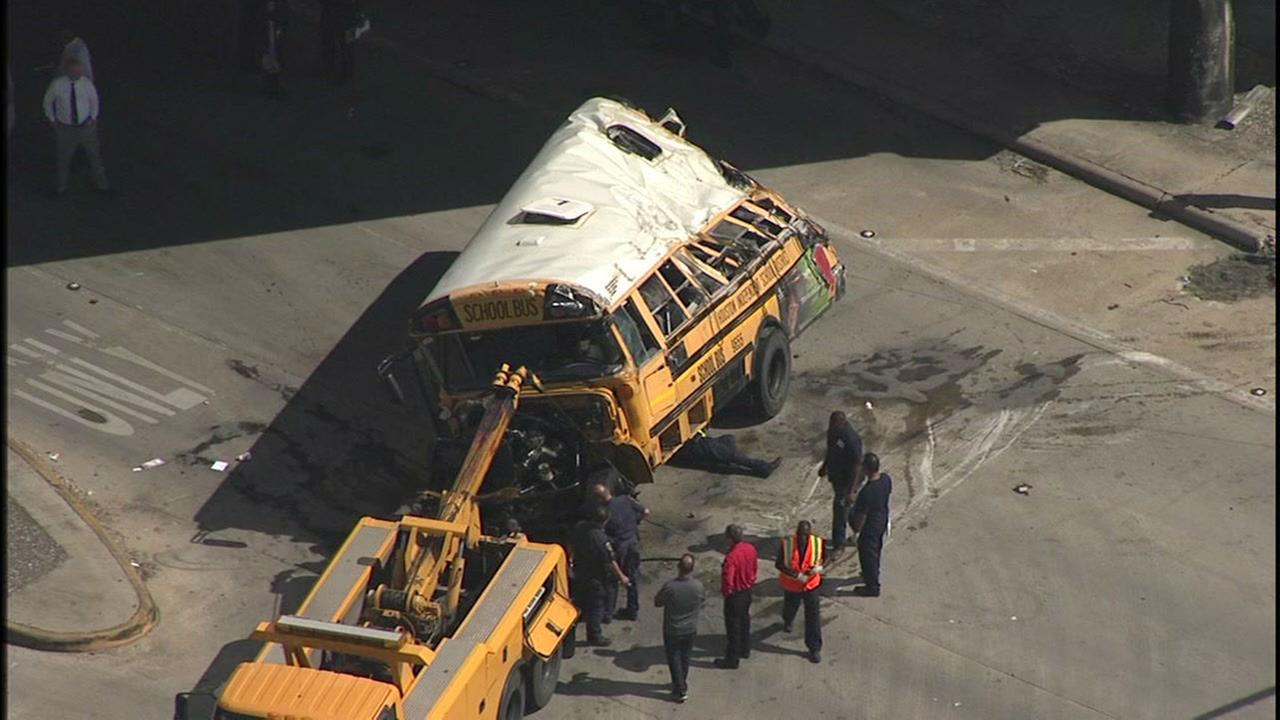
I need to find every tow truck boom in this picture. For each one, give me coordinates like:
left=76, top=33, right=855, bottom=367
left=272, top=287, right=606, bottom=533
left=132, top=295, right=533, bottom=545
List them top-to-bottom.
left=176, top=365, right=578, bottom=720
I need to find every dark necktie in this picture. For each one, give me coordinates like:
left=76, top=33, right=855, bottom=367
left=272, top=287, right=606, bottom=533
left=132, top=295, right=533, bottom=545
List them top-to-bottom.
left=69, top=80, right=79, bottom=125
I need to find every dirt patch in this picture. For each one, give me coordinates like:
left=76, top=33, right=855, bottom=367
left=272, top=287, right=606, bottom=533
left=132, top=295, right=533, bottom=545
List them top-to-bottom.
left=991, top=149, right=1051, bottom=184
left=1185, top=254, right=1276, bottom=302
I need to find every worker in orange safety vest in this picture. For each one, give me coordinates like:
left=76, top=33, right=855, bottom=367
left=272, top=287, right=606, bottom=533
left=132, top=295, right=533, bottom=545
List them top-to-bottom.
left=776, top=519, right=825, bottom=663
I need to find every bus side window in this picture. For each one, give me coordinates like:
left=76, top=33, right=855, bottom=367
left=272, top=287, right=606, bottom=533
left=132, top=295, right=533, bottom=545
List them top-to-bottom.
left=731, top=205, right=783, bottom=237
left=695, top=232, right=748, bottom=282
left=674, top=250, right=725, bottom=295
left=659, top=260, right=709, bottom=313
left=639, top=275, right=688, bottom=337
left=614, top=301, right=661, bottom=365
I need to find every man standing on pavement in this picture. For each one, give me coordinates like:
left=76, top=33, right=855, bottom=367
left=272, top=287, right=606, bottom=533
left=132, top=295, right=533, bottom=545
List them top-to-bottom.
left=42, top=58, right=110, bottom=196
left=818, top=411, right=863, bottom=549
left=851, top=452, right=892, bottom=597
left=598, top=483, right=649, bottom=623
left=569, top=505, right=630, bottom=646
left=777, top=519, right=825, bottom=663
left=715, top=523, right=757, bottom=669
left=655, top=553, right=705, bottom=703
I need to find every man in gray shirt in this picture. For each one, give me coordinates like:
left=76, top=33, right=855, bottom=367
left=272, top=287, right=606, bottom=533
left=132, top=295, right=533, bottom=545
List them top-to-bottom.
left=654, top=553, right=705, bottom=703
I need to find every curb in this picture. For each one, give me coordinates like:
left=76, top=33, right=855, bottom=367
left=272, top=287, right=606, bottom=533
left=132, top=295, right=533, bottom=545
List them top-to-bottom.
left=751, top=33, right=1270, bottom=255
left=5, top=439, right=160, bottom=652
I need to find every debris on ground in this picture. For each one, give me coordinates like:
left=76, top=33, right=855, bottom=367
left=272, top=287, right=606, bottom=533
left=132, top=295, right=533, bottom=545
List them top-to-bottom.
left=992, top=149, right=1050, bottom=183
left=860, top=229, right=876, bottom=238
left=1184, top=253, right=1276, bottom=302
left=66, top=282, right=81, bottom=291
left=1107, top=303, right=1120, bottom=310
left=1251, top=388, right=1268, bottom=397
left=865, top=401, right=874, bottom=409
left=236, top=451, right=252, bottom=462
left=46, top=452, right=59, bottom=462
left=132, top=458, right=165, bottom=471
left=210, top=460, right=230, bottom=472
left=1013, top=483, right=1032, bottom=495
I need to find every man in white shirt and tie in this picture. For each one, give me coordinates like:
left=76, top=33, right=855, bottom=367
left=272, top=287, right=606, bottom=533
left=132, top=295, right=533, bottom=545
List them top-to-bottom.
left=42, top=58, right=110, bottom=195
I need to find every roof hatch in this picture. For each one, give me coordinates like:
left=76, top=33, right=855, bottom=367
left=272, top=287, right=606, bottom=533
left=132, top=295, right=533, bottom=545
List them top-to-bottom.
left=605, top=124, right=663, bottom=161
left=516, top=197, right=595, bottom=226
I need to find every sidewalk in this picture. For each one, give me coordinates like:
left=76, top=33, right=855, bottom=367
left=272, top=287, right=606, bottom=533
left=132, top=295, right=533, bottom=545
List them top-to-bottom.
left=749, top=0, right=1275, bottom=251
left=6, top=442, right=155, bottom=651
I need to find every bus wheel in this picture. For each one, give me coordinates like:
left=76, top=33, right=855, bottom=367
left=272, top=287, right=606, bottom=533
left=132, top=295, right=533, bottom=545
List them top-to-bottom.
left=751, top=327, right=791, bottom=419
left=524, top=650, right=562, bottom=712
left=499, top=664, right=526, bottom=720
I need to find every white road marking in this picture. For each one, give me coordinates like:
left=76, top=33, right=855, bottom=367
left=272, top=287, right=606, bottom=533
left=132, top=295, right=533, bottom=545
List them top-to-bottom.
left=881, top=236, right=1201, bottom=252
left=61, top=320, right=100, bottom=339
left=8, top=321, right=212, bottom=436
left=44, top=328, right=87, bottom=345
left=22, top=338, right=62, bottom=355
left=102, top=346, right=214, bottom=396
left=68, top=357, right=205, bottom=410
left=44, top=364, right=175, bottom=416
left=28, top=376, right=159, bottom=424
left=14, top=386, right=135, bottom=436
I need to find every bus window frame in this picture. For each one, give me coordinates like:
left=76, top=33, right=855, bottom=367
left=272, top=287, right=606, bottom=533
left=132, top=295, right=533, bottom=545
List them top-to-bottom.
left=673, top=248, right=727, bottom=295
left=658, top=257, right=710, bottom=316
left=638, top=272, right=690, bottom=339
left=613, top=300, right=662, bottom=367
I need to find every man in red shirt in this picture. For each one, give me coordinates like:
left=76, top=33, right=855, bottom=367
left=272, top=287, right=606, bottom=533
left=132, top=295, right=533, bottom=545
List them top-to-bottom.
left=714, top=523, right=758, bottom=669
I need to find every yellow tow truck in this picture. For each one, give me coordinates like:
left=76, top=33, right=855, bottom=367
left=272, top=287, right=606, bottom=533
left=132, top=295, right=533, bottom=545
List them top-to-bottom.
left=175, top=365, right=579, bottom=720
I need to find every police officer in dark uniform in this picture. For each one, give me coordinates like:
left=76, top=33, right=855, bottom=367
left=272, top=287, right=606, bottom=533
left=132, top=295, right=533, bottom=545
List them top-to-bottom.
left=818, top=411, right=863, bottom=549
left=674, top=431, right=781, bottom=478
left=851, top=452, right=892, bottom=597
left=602, top=484, right=649, bottom=621
left=570, top=505, right=630, bottom=645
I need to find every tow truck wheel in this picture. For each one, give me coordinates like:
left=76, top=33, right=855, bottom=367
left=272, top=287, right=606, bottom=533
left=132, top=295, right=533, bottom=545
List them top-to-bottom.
left=750, top=326, right=791, bottom=419
left=524, top=650, right=562, bottom=712
left=499, top=664, right=526, bottom=720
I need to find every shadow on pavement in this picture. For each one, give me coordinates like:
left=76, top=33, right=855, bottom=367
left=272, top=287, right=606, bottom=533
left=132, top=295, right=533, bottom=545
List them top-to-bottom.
left=8, top=0, right=1102, bottom=268
left=190, top=250, right=455, bottom=546
left=597, top=633, right=723, bottom=674
left=556, top=671, right=673, bottom=702
left=1190, top=686, right=1277, bottom=720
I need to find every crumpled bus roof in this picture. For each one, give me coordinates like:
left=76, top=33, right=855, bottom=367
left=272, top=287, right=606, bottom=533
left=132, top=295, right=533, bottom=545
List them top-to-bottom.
left=422, top=97, right=748, bottom=310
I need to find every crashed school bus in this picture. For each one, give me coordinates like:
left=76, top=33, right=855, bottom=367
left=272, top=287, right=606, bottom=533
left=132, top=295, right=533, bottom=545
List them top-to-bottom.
left=380, top=96, right=845, bottom=529
left=175, top=366, right=579, bottom=720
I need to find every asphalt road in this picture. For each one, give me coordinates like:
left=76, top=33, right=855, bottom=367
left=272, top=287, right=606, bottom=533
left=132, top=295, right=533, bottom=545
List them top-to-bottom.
left=5, top=3, right=1275, bottom=719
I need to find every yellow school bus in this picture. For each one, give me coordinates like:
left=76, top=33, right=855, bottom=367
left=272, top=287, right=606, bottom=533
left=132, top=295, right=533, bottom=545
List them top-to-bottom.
left=392, top=97, right=844, bottom=519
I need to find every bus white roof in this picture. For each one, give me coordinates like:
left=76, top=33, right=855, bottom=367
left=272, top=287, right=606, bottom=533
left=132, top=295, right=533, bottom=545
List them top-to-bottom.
left=423, top=97, right=749, bottom=310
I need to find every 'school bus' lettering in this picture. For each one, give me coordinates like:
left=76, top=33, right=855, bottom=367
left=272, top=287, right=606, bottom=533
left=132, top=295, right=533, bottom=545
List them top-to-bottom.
left=458, top=297, right=541, bottom=327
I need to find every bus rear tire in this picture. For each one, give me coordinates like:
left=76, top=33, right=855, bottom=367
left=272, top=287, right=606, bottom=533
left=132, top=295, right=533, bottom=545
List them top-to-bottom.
left=751, top=326, right=791, bottom=420
left=524, top=650, right=562, bottom=712
left=500, top=664, right=526, bottom=720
